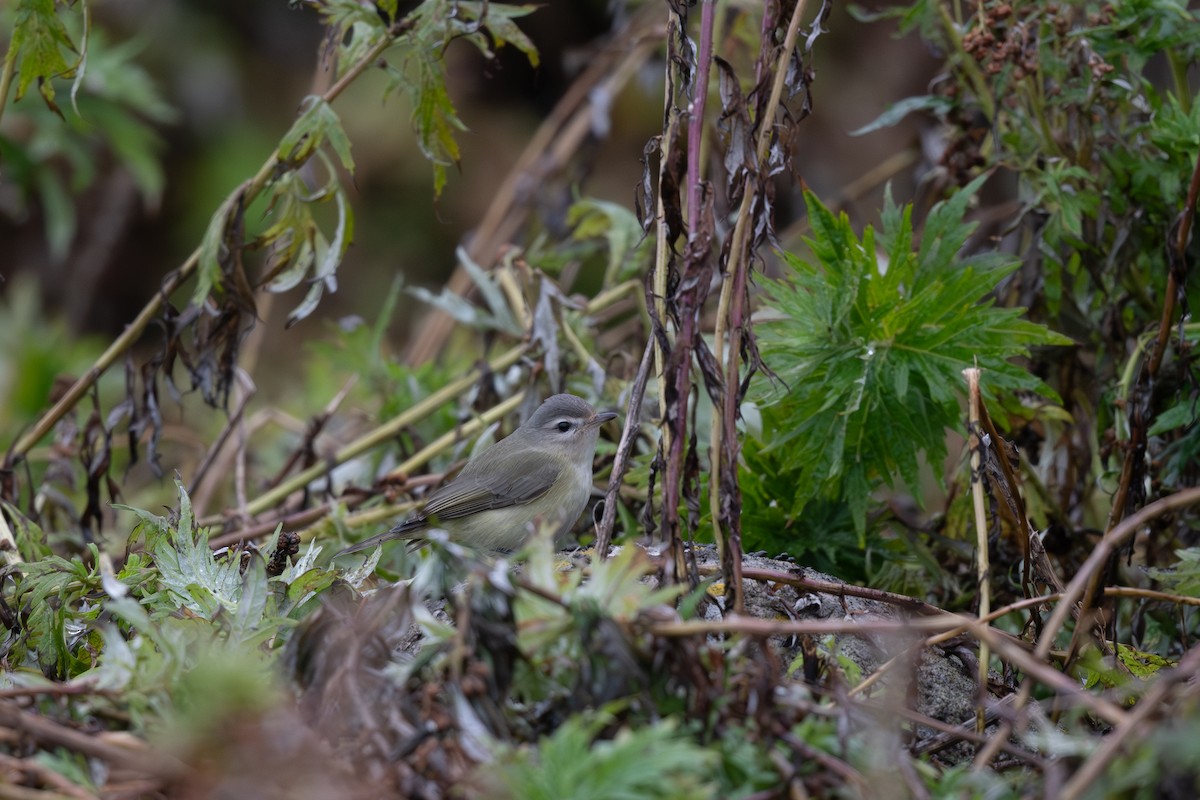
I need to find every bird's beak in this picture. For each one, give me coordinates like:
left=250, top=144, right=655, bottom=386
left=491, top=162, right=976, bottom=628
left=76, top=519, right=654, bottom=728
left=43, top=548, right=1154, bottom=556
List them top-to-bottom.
left=589, top=410, right=619, bottom=428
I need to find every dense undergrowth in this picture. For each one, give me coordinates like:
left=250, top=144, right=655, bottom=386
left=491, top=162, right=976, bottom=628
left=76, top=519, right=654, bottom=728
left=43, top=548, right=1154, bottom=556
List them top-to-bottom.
left=2, top=0, right=1200, bottom=798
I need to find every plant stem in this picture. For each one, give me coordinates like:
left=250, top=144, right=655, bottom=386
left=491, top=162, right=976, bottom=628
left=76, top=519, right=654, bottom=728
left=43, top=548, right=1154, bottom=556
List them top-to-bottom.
left=686, top=0, right=716, bottom=235
left=709, top=0, right=809, bottom=615
left=937, top=3, right=995, bottom=123
left=649, top=10, right=676, bottom=547
left=652, top=14, right=678, bottom=426
left=6, top=20, right=411, bottom=461
left=0, top=36, right=17, bottom=129
left=1167, top=48, right=1192, bottom=114
left=1101, top=151, right=1200, bottom=599
left=11, top=255, right=194, bottom=457
left=596, top=339, right=655, bottom=555
left=242, top=344, right=524, bottom=517
left=963, top=367, right=991, bottom=735
left=384, top=390, right=524, bottom=481
left=973, top=484, right=1200, bottom=769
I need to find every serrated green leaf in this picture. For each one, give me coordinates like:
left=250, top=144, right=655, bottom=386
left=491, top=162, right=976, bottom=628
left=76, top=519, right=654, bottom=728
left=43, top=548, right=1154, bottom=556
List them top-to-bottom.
left=8, top=0, right=79, bottom=111
left=471, top=3, right=540, bottom=67
left=410, top=54, right=466, bottom=197
left=278, top=96, right=355, bottom=174
left=753, top=183, right=1069, bottom=535
left=194, top=191, right=240, bottom=305
left=1148, top=401, right=1197, bottom=436
left=146, top=480, right=244, bottom=619
left=229, top=558, right=269, bottom=646
left=498, top=711, right=717, bottom=800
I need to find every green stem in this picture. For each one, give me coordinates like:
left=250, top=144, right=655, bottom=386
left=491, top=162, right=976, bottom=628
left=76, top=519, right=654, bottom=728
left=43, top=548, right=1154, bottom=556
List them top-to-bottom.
left=709, top=0, right=809, bottom=616
left=937, top=3, right=995, bottom=123
left=7, top=20, right=410, bottom=460
left=0, top=38, right=16, bottom=129
left=1167, top=48, right=1191, bottom=114
left=242, top=344, right=525, bottom=517
left=386, top=390, right=525, bottom=480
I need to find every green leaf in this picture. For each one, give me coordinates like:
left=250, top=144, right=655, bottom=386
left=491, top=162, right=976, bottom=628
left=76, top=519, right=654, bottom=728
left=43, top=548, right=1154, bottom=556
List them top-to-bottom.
left=7, top=0, right=79, bottom=113
left=463, top=2, right=540, bottom=67
left=410, top=54, right=466, bottom=197
left=850, top=94, right=953, bottom=136
left=82, top=95, right=166, bottom=203
left=278, top=96, right=355, bottom=174
left=256, top=145, right=354, bottom=326
left=751, top=183, right=1071, bottom=536
left=193, top=191, right=241, bottom=305
left=568, top=198, right=648, bottom=284
left=408, top=246, right=523, bottom=335
left=1148, top=399, right=1197, bottom=436
left=135, top=480, right=243, bottom=619
left=9, top=547, right=104, bottom=677
left=1146, top=548, right=1200, bottom=597
left=228, top=558, right=270, bottom=646
left=1116, top=642, right=1172, bottom=679
left=497, top=711, right=718, bottom=800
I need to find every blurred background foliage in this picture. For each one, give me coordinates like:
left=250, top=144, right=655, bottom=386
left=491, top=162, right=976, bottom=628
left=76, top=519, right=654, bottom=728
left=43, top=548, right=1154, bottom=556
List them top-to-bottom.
left=0, top=0, right=940, bottom=538
left=2, top=0, right=1197, bottom=602
left=3, top=0, right=1200, bottom=796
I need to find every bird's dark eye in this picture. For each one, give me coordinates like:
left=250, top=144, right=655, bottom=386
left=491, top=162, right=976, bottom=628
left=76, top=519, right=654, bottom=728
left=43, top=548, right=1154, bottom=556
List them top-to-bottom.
left=557, top=421, right=572, bottom=432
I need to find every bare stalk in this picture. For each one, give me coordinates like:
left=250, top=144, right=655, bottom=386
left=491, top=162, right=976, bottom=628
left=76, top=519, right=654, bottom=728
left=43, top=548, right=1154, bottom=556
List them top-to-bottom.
left=709, top=0, right=810, bottom=615
left=596, top=340, right=655, bottom=555
left=241, top=344, right=524, bottom=517
left=963, top=367, right=991, bottom=735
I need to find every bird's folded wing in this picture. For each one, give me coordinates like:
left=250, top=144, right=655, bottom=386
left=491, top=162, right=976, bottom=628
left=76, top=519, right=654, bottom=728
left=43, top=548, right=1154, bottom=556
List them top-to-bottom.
left=423, top=461, right=559, bottom=520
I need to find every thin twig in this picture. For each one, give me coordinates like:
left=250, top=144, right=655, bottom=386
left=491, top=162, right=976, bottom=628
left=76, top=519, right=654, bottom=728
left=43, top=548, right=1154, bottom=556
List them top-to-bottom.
left=686, top=0, right=716, bottom=236
left=710, top=0, right=810, bottom=617
left=403, top=7, right=662, bottom=366
left=650, top=9, right=687, bottom=595
left=596, top=340, right=655, bottom=555
left=239, top=345, right=524, bottom=517
left=189, top=369, right=257, bottom=515
left=383, top=391, right=525, bottom=481
left=973, top=485, right=1200, bottom=768
left=731, top=564, right=1138, bottom=727
left=737, top=566, right=947, bottom=617
left=847, top=593, right=1058, bottom=698
left=645, top=615, right=963, bottom=637
left=1059, top=645, right=1200, bottom=800
left=0, top=684, right=114, bottom=699
left=871, top=701, right=1046, bottom=767
left=0, top=702, right=188, bottom=780
left=0, top=751, right=100, bottom=799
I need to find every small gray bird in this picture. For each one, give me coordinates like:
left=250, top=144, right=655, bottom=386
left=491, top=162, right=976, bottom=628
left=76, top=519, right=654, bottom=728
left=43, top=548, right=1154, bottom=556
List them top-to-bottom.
left=339, top=394, right=617, bottom=555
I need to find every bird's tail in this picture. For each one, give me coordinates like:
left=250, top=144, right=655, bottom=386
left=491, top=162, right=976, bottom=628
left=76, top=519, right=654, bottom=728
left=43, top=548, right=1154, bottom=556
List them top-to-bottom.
left=335, top=519, right=425, bottom=557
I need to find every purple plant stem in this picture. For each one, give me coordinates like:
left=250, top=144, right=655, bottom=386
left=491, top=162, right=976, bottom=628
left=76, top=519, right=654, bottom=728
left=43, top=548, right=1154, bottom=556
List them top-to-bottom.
left=687, top=0, right=717, bottom=234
